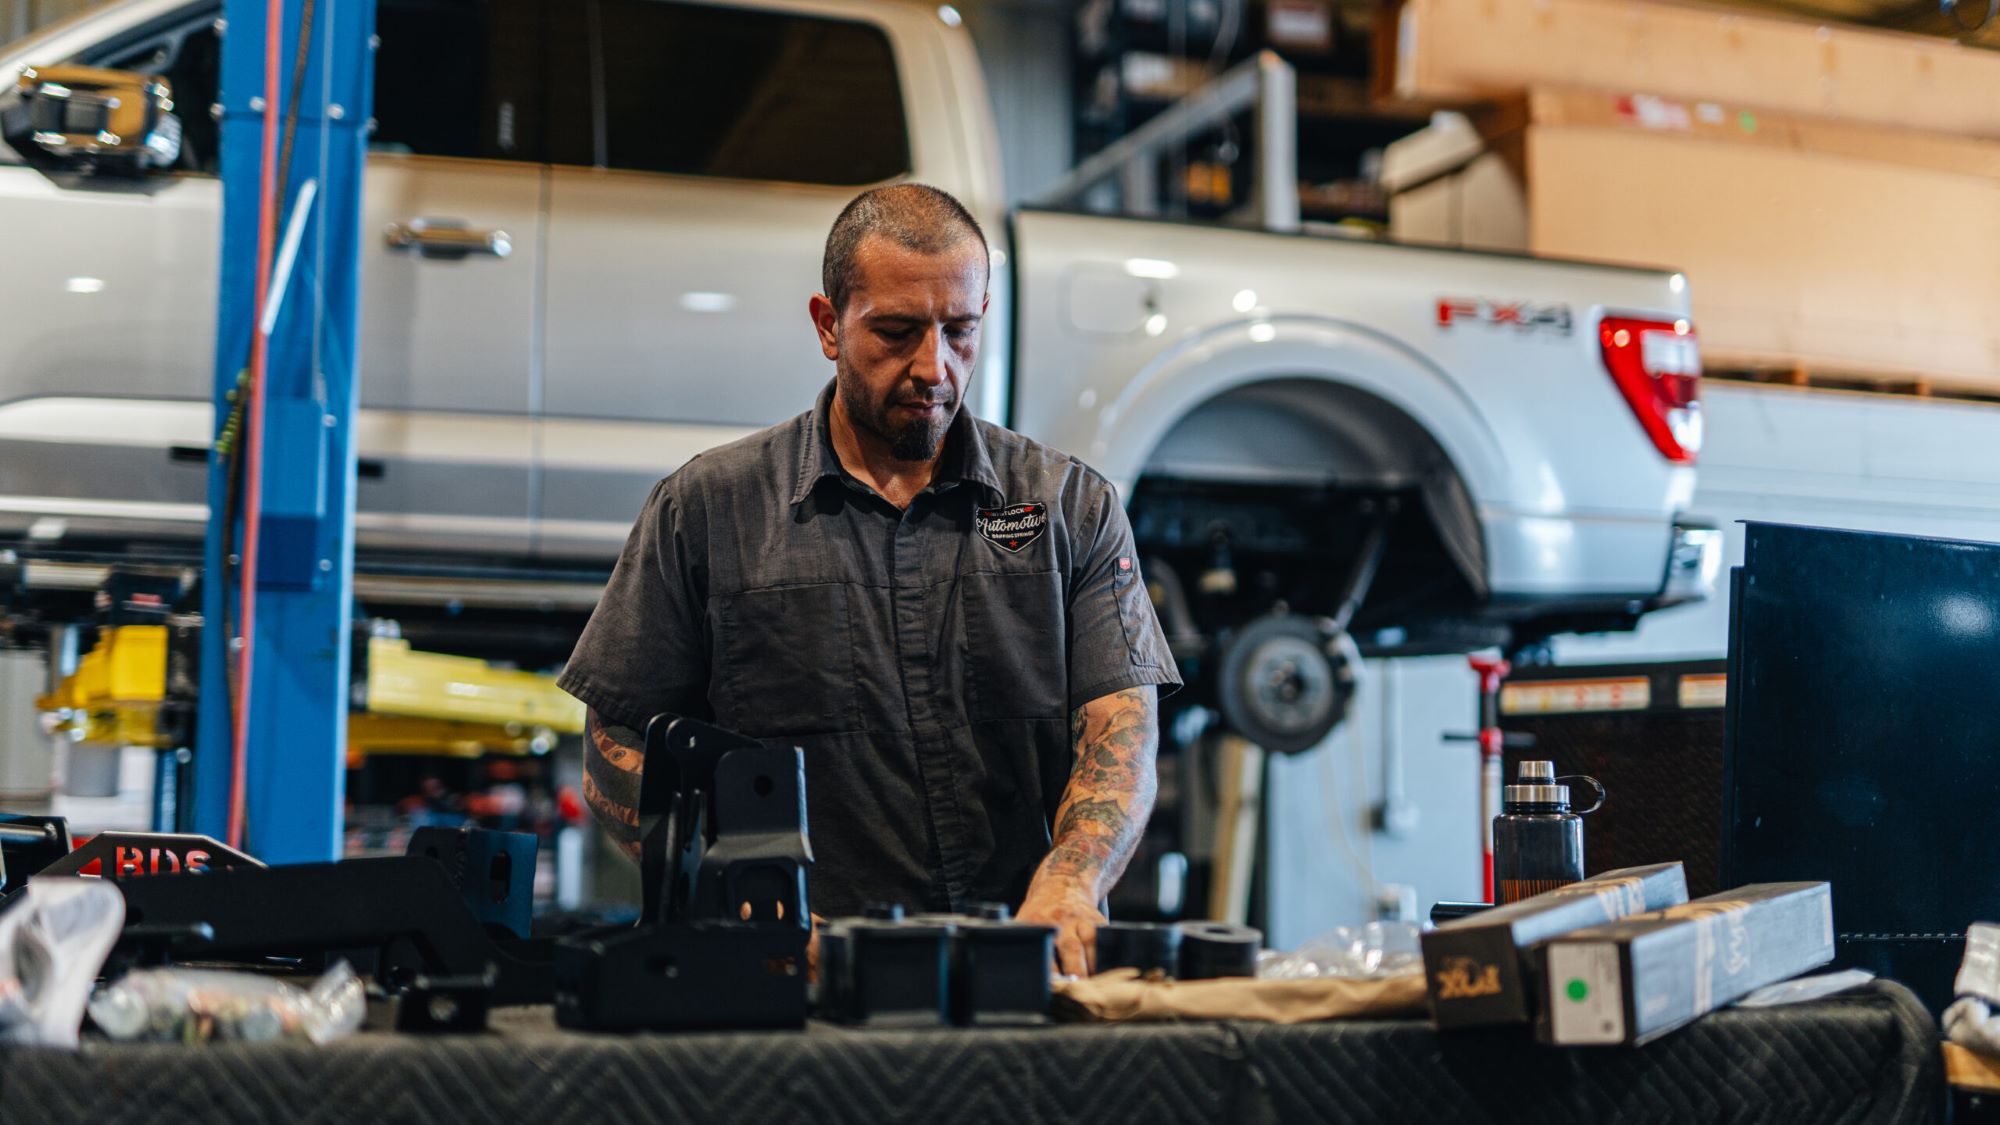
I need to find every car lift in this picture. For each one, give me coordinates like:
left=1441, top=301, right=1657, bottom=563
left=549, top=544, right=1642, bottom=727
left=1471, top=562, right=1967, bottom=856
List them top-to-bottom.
left=192, top=0, right=376, bottom=861
left=39, top=624, right=585, bottom=830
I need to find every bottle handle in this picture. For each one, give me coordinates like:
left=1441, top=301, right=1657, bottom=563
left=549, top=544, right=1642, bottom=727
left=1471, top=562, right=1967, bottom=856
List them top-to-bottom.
left=1559, top=774, right=1605, bottom=815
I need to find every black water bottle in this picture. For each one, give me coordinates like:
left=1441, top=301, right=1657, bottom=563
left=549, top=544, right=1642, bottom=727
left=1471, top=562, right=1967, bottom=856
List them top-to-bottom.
left=1492, top=760, right=1604, bottom=905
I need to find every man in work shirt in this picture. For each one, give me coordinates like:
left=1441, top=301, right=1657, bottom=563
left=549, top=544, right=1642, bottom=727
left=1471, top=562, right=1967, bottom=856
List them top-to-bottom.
left=558, top=184, right=1181, bottom=975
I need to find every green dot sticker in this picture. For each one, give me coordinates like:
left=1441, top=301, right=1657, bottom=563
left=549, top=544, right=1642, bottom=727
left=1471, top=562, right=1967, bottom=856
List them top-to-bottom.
left=1738, top=111, right=1758, bottom=134
left=1565, top=979, right=1590, bottom=1002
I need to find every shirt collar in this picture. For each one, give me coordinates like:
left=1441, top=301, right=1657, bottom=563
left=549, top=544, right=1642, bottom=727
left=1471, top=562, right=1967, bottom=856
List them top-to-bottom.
left=791, top=379, right=1005, bottom=507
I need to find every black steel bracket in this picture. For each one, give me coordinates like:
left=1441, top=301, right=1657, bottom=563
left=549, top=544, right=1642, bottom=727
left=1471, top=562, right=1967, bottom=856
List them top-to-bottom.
left=554, top=715, right=813, bottom=1032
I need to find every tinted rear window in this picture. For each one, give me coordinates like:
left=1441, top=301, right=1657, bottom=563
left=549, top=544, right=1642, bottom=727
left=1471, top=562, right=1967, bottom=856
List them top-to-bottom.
left=594, top=0, right=909, bottom=184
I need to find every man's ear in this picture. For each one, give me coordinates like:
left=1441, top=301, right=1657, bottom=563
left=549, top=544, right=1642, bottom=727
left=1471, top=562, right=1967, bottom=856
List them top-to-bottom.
left=809, top=294, right=840, bottom=362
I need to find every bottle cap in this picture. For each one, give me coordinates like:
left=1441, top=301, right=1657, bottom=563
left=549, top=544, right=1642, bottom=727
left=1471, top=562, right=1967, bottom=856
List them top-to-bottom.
left=1505, top=762, right=1568, bottom=807
left=1503, top=782, right=1571, bottom=806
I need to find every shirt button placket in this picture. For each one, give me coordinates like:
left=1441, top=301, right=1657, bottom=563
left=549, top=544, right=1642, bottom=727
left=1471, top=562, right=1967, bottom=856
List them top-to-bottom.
left=896, top=498, right=968, bottom=905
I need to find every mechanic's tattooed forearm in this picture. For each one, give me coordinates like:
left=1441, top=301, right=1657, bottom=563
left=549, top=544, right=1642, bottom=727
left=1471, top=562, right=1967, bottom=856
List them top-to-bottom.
left=1042, top=687, right=1158, bottom=894
left=584, top=710, right=645, bottom=862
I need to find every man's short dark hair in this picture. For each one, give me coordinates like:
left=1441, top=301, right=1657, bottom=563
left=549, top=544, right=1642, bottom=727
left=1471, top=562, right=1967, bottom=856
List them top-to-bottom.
left=822, top=183, right=988, bottom=312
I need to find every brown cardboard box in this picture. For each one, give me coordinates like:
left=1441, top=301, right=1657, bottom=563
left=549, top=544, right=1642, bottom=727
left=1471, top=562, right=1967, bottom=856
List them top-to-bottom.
left=1387, top=0, right=2000, bottom=139
left=1386, top=88, right=2000, bottom=389
left=1525, top=88, right=2000, bottom=180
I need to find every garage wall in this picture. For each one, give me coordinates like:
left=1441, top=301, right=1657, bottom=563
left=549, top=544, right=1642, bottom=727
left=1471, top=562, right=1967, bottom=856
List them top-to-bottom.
left=954, top=0, right=1074, bottom=204
left=1266, top=656, right=1482, bottom=948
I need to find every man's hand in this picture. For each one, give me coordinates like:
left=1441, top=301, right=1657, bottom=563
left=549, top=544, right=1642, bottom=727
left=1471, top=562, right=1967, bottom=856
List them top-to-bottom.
left=1021, top=685, right=1159, bottom=977
left=1017, top=876, right=1107, bottom=977
left=807, top=912, right=826, bottom=982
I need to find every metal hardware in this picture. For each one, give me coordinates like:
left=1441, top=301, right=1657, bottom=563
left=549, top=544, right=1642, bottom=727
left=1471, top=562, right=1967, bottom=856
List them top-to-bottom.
left=1034, top=51, right=1298, bottom=233
left=384, top=219, right=511, bottom=259
left=1661, top=521, right=1724, bottom=606
left=553, top=715, right=812, bottom=1032
left=0, top=814, right=70, bottom=891
left=407, top=825, right=534, bottom=940
left=95, top=828, right=555, bottom=1020
left=38, top=831, right=259, bottom=880
left=845, top=904, right=1056, bottom=1028
left=940, top=909, right=1055, bottom=1026
left=820, top=914, right=953, bottom=1027
left=1096, top=921, right=1182, bottom=976
left=1176, top=921, right=1262, bottom=980
left=394, top=970, right=495, bottom=1033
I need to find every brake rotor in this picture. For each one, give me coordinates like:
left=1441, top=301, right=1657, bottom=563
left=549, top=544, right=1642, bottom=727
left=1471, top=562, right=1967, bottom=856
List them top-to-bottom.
left=1214, top=613, right=1357, bottom=754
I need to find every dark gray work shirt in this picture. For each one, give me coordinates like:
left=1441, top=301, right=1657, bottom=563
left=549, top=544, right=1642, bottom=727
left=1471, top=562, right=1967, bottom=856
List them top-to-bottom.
left=558, top=381, right=1181, bottom=917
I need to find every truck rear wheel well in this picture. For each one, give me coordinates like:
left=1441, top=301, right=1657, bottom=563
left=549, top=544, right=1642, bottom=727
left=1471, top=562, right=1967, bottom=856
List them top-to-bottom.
left=1131, top=376, right=1487, bottom=630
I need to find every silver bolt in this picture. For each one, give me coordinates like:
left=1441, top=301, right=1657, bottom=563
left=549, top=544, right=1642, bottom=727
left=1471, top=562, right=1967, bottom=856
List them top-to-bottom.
left=214, top=17, right=226, bottom=33
left=368, top=34, right=381, bottom=49
left=248, top=96, right=265, bottom=112
left=209, top=102, right=222, bottom=121
left=328, top=103, right=344, bottom=120
left=365, top=117, right=378, bottom=136
left=322, top=414, right=336, bottom=428
left=318, top=558, right=332, bottom=572
left=229, top=637, right=245, bottom=651
left=427, top=996, right=458, bottom=1023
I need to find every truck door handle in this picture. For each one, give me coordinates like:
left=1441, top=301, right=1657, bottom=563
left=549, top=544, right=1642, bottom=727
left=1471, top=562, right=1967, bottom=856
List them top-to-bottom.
left=385, top=219, right=511, bottom=259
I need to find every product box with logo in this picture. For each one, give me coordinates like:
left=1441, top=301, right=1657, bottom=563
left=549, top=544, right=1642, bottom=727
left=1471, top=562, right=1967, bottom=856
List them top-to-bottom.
left=1421, top=862, right=1687, bottom=1029
left=1537, top=881, right=1834, bottom=1047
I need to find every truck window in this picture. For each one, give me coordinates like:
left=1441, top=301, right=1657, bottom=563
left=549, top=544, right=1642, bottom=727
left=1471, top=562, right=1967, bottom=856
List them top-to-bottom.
left=83, top=0, right=547, bottom=167
left=372, top=0, right=545, bottom=162
left=591, top=0, right=909, bottom=185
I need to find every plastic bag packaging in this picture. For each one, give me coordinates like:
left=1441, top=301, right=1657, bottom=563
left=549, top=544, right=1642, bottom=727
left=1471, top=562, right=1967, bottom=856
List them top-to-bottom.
left=0, top=877, right=126, bottom=1048
left=1257, top=921, right=1424, bottom=980
left=1946, top=924, right=2000, bottom=1057
left=89, top=961, right=366, bottom=1045
left=1735, top=968, right=1874, bottom=1008
left=1946, top=996, right=2000, bottom=1058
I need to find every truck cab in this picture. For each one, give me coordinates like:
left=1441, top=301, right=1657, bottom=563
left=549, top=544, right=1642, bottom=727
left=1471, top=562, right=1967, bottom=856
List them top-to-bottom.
left=0, top=0, right=1715, bottom=750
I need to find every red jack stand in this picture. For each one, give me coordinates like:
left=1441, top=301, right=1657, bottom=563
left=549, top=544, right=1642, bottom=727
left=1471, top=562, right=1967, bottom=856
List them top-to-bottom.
left=1468, top=656, right=1510, bottom=904
left=1445, top=658, right=1539, bottom=904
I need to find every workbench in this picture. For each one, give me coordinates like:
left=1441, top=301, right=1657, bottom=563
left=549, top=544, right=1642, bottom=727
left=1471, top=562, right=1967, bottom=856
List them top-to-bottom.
left=0, top=981, right=1940, bottom=1124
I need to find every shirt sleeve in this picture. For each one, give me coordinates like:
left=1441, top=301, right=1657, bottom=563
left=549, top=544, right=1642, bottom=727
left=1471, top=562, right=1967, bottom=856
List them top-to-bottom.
left=1066, top=475, right=1183, bottom=711
left=557, top=478, right=712, bottom=732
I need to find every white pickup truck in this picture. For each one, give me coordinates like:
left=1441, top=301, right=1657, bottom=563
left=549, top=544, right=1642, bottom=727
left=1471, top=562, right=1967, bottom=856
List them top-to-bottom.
left=0, top=0, right=1714, bottom=749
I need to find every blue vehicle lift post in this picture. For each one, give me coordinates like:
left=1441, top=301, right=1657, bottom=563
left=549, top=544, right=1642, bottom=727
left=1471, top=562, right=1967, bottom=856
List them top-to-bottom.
left=192, top=0, right=375, bottom=862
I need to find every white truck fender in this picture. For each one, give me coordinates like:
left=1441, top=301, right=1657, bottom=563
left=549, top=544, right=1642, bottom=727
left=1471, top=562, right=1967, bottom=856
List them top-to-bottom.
left=1081, top=314, right=1511, bottom=504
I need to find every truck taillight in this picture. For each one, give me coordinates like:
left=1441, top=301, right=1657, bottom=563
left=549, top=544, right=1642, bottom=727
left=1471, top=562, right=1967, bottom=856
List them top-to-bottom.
left=1600, top=316, right=1701, bottom=464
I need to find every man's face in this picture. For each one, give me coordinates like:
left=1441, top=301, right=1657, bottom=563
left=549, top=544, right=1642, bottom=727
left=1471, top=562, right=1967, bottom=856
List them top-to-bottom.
left=814, top=234, right=989, bottom=462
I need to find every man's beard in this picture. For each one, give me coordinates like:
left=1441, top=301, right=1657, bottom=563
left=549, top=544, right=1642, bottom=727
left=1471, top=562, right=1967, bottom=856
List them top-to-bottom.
left=838, top=368, right=957, bottom=462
